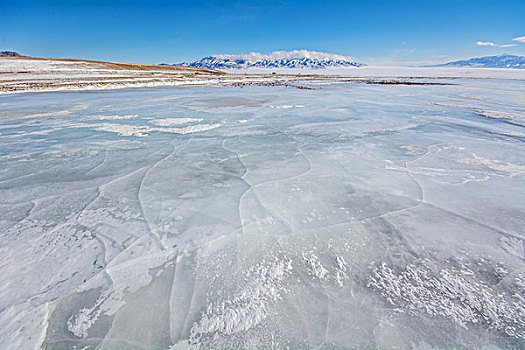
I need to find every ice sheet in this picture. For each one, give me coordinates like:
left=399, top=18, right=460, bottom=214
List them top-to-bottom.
left=0, top=76, right=524, bottom=349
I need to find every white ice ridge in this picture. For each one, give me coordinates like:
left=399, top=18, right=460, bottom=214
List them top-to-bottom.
left=212, top=50, right=358, bottom=62
left=189, top=258, right=292, bottom=342
left=368, top=259, right=525, bottom=339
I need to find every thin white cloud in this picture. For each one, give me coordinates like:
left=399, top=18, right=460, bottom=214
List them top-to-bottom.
left=512, top=36, right=525, bottom=42
left=477, top=40, right=518, bottom=48
left=477, top=41, right=496, bottom=46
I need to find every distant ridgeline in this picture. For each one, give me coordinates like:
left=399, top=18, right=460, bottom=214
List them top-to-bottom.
left=177, top=50, right=365, bottom=69
left=0, top=51, right=24, bottom=57
left=432, top=54, right=525, bottom=69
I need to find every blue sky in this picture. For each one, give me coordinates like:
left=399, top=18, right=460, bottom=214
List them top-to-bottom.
left=1, top=0, right=524, bottom=65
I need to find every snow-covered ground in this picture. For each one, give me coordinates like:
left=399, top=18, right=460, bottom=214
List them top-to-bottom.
left=0, top=63, right=524, bottom=349
left=226, top=65, right=525, bottom=78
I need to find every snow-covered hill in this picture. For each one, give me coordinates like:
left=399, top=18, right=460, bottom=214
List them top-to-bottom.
left=179, top=50, right=365, bottom=69
left=0, top=51, right=24, bottom=57
left=433, top=54, right=525, bottom=69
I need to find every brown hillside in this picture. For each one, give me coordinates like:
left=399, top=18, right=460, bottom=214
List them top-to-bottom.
left=0, top=56, right=224, bottom=74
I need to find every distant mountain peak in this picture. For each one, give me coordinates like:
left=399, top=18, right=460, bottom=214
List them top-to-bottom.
left=179, top=50, right=365, bottom=69
left=0, top=51, right=24, bottom=57
left=433, top=54, right=525, bottom=69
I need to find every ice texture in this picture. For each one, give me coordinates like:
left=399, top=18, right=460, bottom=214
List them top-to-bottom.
left=0, top=76, right=524, bottom=350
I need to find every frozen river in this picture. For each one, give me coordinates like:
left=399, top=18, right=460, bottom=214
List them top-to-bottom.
left=1, top=77, right=524, bottom=349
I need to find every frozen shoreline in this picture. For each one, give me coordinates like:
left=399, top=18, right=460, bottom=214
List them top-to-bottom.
left=2, top=58, right=525, bottom=95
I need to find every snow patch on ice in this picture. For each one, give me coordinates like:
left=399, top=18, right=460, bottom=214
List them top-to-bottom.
left=433, top=103, right=524, bottom=124
left=270, top=105, right=304, bottom=109
left=475, top=109, right=525, bottom=121
left=96, top=114, right=139, bottom=120
left=149, top=118, right=204, bottom=126
left=72, top=122, right=221, bottom=137
left=86, top=123, right=151, bottom=137
left=166, top=123, right=222, bottom=135
left=378, top=123, right=419, bottom=133
left=457, top=153, right=525, bottom=176
left=500, top=236, right=525, bottom=260
left=302, top=252, right=329, bottom=280
left=335, top=255, right=349, bottom=287
left=189, top=258, right=292, bottom=342
left=368, top=259, right=525, bottom=339
left=67, top=289, right=126, bottom=338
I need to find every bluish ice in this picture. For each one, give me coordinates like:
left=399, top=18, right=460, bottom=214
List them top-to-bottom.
left=0, top=79, right=524, bottom=349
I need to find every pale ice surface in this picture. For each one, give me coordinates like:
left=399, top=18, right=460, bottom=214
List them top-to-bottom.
left=0, top=76, right=524, bottom=350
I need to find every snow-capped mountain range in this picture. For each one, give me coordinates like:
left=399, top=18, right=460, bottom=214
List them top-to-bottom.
left=178, top=50, right=365, bottom=69
left=434, top=54, right=525, bottom=69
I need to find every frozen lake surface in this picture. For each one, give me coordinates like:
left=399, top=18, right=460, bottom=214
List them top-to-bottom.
left=1, top=77, right=524, bottom=349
